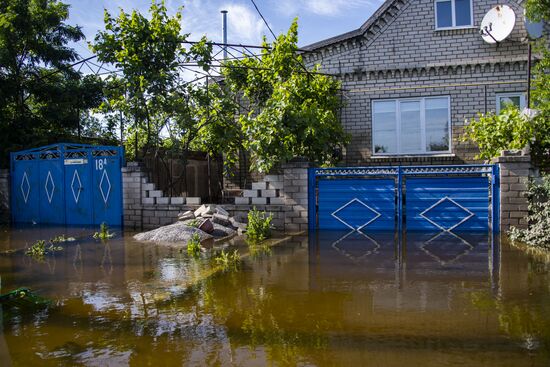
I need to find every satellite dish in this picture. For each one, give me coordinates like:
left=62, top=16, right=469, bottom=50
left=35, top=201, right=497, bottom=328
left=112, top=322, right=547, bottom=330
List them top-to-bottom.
left=480, top=5, right=516, bottom=44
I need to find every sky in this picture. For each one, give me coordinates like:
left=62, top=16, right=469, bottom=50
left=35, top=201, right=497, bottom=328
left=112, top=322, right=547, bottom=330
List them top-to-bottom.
left=66, top=0, right=385, bottom=60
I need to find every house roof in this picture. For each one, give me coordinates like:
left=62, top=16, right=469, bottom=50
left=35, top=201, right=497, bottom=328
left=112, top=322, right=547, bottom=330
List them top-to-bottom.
left=301, top=0, right=401, bottom=51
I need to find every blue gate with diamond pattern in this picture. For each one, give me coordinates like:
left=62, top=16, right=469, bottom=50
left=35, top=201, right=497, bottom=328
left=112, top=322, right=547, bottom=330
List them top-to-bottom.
left=11, top=143, right=124, bottom=226
left=309, top=165, right=499, bottom=232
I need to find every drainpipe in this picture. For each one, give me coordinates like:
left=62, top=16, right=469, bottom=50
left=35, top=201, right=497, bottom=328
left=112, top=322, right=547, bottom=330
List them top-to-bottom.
left=221, top=10, right=228, bottom=60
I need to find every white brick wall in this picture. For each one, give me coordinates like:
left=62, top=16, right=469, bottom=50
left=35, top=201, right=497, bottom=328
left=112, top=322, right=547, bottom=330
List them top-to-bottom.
left=302, top=0, right=533, bottom=166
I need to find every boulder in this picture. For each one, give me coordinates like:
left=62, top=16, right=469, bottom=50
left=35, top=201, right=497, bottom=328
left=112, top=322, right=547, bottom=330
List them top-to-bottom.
left=133, top=222, right=213, bottom=243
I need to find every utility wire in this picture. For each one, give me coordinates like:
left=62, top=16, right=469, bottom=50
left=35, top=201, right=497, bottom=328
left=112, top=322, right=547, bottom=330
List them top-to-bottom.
left=248, top=0, right=317, bottom=81
left=249, top=0, right=277, bottom=40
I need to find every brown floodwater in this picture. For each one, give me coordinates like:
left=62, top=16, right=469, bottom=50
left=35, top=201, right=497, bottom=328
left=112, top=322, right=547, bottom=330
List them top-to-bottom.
left=0, top=226, right=549, bottom=366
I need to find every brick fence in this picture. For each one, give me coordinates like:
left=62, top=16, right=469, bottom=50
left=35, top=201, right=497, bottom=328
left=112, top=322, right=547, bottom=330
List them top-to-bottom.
left=122, top=161, right=309, bottom=232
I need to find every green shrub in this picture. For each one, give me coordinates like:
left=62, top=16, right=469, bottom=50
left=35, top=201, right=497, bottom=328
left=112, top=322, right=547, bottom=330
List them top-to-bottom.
left=463, top=106, right=532, bottom=160
left=509, top=175, right=550, bottom=249
left=246, top=208, right=273, bottom=243
left=186, top=233, right=202, bottom=258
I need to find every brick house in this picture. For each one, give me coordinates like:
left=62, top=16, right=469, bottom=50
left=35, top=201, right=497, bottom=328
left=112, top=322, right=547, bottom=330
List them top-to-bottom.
left=301, top=0, right=535, bottom=166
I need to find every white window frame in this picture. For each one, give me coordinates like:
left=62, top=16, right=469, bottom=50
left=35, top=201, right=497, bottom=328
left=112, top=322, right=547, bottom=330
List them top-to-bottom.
left=434, top=0, right=474, bottom=30
left=496, top=92, right=526, bottom=113
left=372, top=96, right=452, bottom=156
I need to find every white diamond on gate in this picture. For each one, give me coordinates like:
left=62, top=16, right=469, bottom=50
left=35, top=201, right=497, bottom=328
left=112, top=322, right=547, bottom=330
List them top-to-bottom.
left=71, top=170, right=82, bottom=203
left=99, top=170, right=111, bottom=204
left=45, top=171, right=55, bottom=204
left=20, top=172, right=30, bottom=204
left=419, top=196, right=474, bottom=232
left=331, top=198, right=381, bottom=231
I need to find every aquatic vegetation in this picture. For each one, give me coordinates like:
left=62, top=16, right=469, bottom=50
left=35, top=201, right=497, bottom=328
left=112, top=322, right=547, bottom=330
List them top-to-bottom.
left=510, top=175, right=550, bottom=250
left=246, top=208, right=273, bottom=243
left=93, top=222, right=115, bottom=240
left=186, top=233, right=202, bottom=258
left=50, top=234, right=76, bottom=243
left=25, top=240, right=63, bottom=260
left=249, top=243, right=273, bottom=259
left=214, top=249, right=241, bottom=271
left=0, top=287, right=51, bottom=309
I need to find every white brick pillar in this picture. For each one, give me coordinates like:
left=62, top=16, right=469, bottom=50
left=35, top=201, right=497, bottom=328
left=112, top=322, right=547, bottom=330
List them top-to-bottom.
left=493, top=151, right=536, bottom=231
left=282, top=161, right=310, bottom=232
left=122, top=162, right=145, bottom=228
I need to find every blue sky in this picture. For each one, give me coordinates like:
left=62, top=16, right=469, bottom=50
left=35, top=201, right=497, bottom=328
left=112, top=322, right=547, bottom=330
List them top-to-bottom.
left=66, top=0, right=385, bottom=59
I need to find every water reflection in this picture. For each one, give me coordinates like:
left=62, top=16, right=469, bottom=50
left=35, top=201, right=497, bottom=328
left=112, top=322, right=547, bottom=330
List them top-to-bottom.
left=0, top=226, right=549, bottom=366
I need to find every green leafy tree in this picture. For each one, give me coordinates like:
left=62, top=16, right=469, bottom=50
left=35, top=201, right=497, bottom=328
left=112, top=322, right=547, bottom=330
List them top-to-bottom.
left=0, top=0, right=104, bottom=167
left=91, top=0, right=212, bottom=160
left=525, top=0, right=550, bottom=22
left=91, top=1, right=222, bottom=195
left=221, top=20, right=349, bottom=173
left=464, top=106, right=533, bottom=160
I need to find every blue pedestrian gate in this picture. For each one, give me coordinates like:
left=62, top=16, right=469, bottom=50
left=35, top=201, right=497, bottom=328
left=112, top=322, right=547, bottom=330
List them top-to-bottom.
left=11, top=143, right=124, bottom=226
left=308, top=165, right=499, bottom=233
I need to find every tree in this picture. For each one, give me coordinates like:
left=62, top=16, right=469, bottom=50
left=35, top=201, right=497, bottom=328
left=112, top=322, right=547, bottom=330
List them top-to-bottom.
left=0, top=0, right=104, bottom=167
left=91, top=0, right=212, bottom=159
left=525, top=0, right=550, bottom=22
left=91, top=1, right=221, bottom=195
left=221, top=20, right=349, bottom=173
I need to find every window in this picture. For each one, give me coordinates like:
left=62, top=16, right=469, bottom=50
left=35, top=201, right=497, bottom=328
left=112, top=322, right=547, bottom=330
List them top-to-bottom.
left=435, top=0, right=473, bottom=29
left=496, top=93, right=526, bottom=113
left=372, top=97, right=451, bottom=155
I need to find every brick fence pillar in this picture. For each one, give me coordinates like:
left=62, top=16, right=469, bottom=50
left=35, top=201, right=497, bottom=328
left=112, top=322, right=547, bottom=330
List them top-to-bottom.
left=493, top=151, right=536, bottom=231
left=282, top=161, right=310, bottom=232
left=122, top=162, right=145, bottom=228
left=0, top=169, right=9, bottom=224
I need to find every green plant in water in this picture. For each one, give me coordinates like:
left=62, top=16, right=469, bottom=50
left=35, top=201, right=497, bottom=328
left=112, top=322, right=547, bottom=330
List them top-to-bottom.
left=509, top=174, right=550, bottom=249
left=246, top=207, right=273, bottom=244
left=93, top=222, right=114, bottom=240
left=186, top=233, right=202, bottom=258
left=50, top=234, right=75, bottom=243
left=25, top=240, right=63, bottom=260
left=249, top=243, right=272, bottom=259
left=214, top=249, right=241, bottom=271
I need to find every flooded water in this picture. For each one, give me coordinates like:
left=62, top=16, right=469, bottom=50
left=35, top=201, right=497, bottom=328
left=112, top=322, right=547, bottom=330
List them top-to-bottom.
left=1, top=226, right=550, bottom=366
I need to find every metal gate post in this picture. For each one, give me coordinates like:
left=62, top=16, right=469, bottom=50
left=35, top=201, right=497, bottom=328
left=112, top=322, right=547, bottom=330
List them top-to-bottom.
left=492, top=164, right=500, bottom=233
left=397, top=166, right=403, bottom=233
left=308, top=168, right=316, bottom=231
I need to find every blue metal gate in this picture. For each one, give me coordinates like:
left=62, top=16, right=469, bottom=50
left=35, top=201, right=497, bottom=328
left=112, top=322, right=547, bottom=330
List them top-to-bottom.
left=11, top=143, right=124, bottom=226
left=309, top=165, right=499, bottom=232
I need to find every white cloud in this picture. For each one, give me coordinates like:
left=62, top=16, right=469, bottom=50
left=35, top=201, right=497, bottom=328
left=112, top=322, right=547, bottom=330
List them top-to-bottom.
left=274, top=0, right=377, bottom=17
left=224, top=4, right=268, bottom=44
